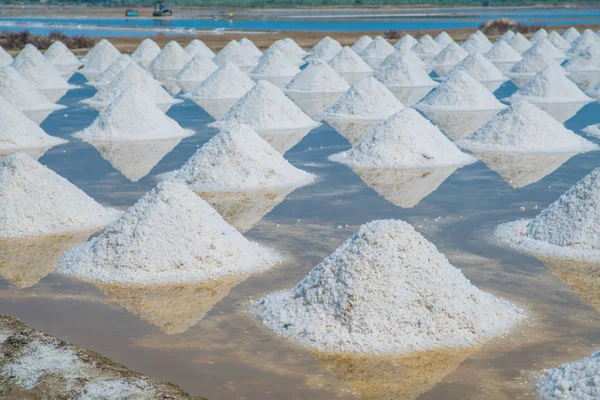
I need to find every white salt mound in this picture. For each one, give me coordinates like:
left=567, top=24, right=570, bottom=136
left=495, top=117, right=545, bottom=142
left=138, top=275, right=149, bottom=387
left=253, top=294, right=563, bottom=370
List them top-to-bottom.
left=562, top=27, right=581, bottom=43
left=529, top=28, right=548, bottom=44
left=498, top=30, right=516, bottom=42
left=567, top=30, right=600, bottom=56
left=435, top=31, right=454, bottom=47
left=461, top=31, right=493, bottom=54
left=546, top=31, right=572, bottom=52
left=507, top=32, right=533, bottom=54
left=394, top=34, right=418, bottom=52
left=351, top=35, right=373, bottom=54
left=412, top=35, right=442, bottom=57
left=308, top=36, right=343, bottom=62
left=360, top=36, right=395, bottom=61
left=130, top=38, right=161, bottom=69
left=239, top=38, right=263, bottom=58
left=282, top=38, right=308, bottom=57
left=523, top=38, right=566, bottom=60
left=82, top=39, right=116, bottom=64
left=185, top=39, right=216, bottom=59
left=213, top=40, right=258, bottom=68
left=268, top=40, right=306, bottom=66
left=485, top=40, right=523, bottom=63
left=44, top=41, right=81, bottom=67
left=149, top=41, right=191, bottom=72
left=431, top=42, right=468, bottom=66
left=80, top=43, right=121, bottom=75
left=12, top=44, right=64, bottom=76
left=563, top=44, right=600, bottom=72
left=0, top=46, right=13, bottom=67
left=328, top=46, right=373, bottom=74
left=506, top=47, right=561, bottom=77
left=251, top=48, right=300, bottom=77
left=378, top=49, right=426, bottom=70
left=446, top=52, right=506, bottom=82
left=13, top=54, right=71, bottom=91
left=89, top=55, right=135, bottom=88
left=174, top=55, right=218, bottom=83
left=375, top=57, right=438, bottom=87
left=284, top=59, right=350, bottom=93
left=188, top=62, right=255, bottom=99
left=508, top=65, right=592, bottom=103
left=0, top=66, right=66, bottom=112
left=415, top=70, right=505, bottom=111
left=321, top=76, right=404, bottom=120
left=210, top=80, right=320, bottom=130
left=75, top=87, right=194, bottom=142
left=456, top=100, right=598, bottom=153
left=330, top=108, right=476, bottom=168
left=169, top=122, right=315, bottom=191
left=0, top=153, right=120, bottom=238
left=58, top=181, right=281, bottom=284
left=252, top=219, right=524, bottom=354
left=536, top=350, right=600, bottom=400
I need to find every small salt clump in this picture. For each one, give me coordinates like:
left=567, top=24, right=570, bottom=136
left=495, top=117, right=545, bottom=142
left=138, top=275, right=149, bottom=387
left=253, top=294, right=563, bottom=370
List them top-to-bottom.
left=562, top=27, right=581, bottom=43
left=529, top=28, right=548, bottom=44
left=567, top=29, right=600, bottom=56
left=498, top=30, right=516, bottom=42
left=434, top=31, right=454, bottom=48
left=461, top=31, right=493, bottom=54
left=545, top=31, right=572, bottom=52
left=507, top=32, right=533, bottom=54
left=394, top=34, right=418, bottom=52
left=351, top=35, right=373, bottom=54
left=412, top=35, right=442, bottom=59
left=307, top=36, right=343, bottom=62
left=360, top=36, right=395, bottom=65
left=130, top=38, right=161, bottom=69
left=239, top=38, right=263, bottom=58
left=523, top=38, right=566, bottom=61
left=81, top=39, right=118, bottom=64
left=185, top=39, right=216, bottom=59
left=213, top=40, right=259, bottom=69
left=485, top=40, right=523, bottom=63
left=44, top=41, right=81, bottom=68
left=149, top=41, right=191, bottom=72
left=79, top=42, right=121, bottom=77
left=430, top=42, right=469, bottom=68
left=563, top=44, right=600, bottom=72
left=0, top=45, right=13, bottom=67
left=328, top=46, right=373, bottom=74
left=251, top=48, right=300, bottom=78
left=13, top=53, right=71, bottom=91
left=88, top=55, right=136, bottom=88
left=173, top=55, right=218, bottom=85
left=375, top=57, right=438, bottom=88
left=284, top=59, right=350, bottom=93
left=187, top=62, right=255, bottom=100
left=508, top=65, right=592, bottom=104
left=0, top=66, right=66, bottom=113
left=321, top=76, right=404, bottom=120
left=74, top=87, right=194, bottom=142
left=457, top=100, right=598, bottom=153
left=330, top=108, right=476, bottom=168
left=0, top=153, right=120, bottom=238
left=58, top=181, right=281, bottom=284
left=252, top=219, right=524, bottom=354
left=536, top=350, right=600, bottom=400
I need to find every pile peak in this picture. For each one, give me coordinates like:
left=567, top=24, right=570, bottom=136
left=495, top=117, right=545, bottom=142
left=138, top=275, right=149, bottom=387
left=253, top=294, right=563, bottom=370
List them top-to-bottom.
left=562, top=27, right=581, bottom=43
left=529, top=28, right=548, bottom=44
left=567, top=29, right=600, bottom=56
left=498, top=30, right=516, bottom=42
left=434, top=31, right=454, bottom=47
left=460, top=31, right=493, bottom=54
left=546, top=31, right=571, bottom=52
left=506, top=32, right=533, bottom=54
left=393, top=34, right=418, bottom=52
left=411, top=34, right=442, bottom=57
left=351, top=35, right=373, bottom=54
left=308, top=36, right=343, bottom=62
left=360, top=36, right=395, bottom=61
left=131, top=38, right=161, bottom=69
left=239, top=38, right=263, bottom=58
left=523, top=38, right=566, bottom=61
left=81, top=39, right=117, bottom=64
left=185, top=39, right=216, bottom=59
left=267, top=39, right=306, bottom=66
left=213, top=40, right=259, bottom=68
left=485, top=40, right=523, bottom=63
left=44, top=41, right=81, bottom=67
left=149, top=41, right=191, bottom=72
left=80, top=42, right=121, bottom=76
left=431, top=42, right=468, bottom=66
left=328, top=46, right=373, bottom=74
left=506, top=47, right=562, bottom=77
left=251, top=48, right=300, bottom=77
left=379, top=48, right=426, bottom=70
left=446, top=52, right=506, bottom=82
left=13, top=53, right=70, bottom=91
left=89, top=54, right=136, bottom=88
left=174, top=55, right=218, bottom=83
left=375, top=57, right=438, bottom=87
left=284, top=59, right=350, bottom=93
left=189, top=62, right=255, bottom=100
left=509, top=65, right=592, bottom=103
left=0, top=66, right=65, bottom=112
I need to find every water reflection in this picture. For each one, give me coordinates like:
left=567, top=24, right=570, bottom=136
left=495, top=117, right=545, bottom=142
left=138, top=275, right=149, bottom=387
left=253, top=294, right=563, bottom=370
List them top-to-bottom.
left=154, top=70, right=183, bottom=96
left=387, top=86, right=434, bottom=107
left=42, top=88, right=69, bottom=103
left=286, top=92, right=343, bottom=120
left=190, top=98, right=238, bottom=120
left=530, top=101, right=590, bottom=123
left=418, top=109, right=500, bottom=140
left=324, top=119, right=380, bottom=145
left=258, top=128, right=314, bottom=154
left=540, top=258, right=600, bottom=313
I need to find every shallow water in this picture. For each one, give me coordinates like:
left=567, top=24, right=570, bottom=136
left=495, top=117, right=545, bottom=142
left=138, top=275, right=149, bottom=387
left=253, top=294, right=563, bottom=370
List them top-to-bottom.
left=2, top=75, right=600, bottom=399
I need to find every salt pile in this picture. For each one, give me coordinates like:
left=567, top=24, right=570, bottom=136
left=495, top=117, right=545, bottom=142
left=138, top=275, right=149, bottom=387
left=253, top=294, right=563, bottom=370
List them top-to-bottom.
left=562, top=27, right=581, bottom=43
left=529, top=28, right=548, bottom=44
left=498, top=30, right=516, bottom=42
left=546, top=30, right=572, bottom=52
left=567, top=30, right=600, bottom=56
left=435, top=31, right=454, bottom=47
left=461, top=31, right=493, bottom=54
left=507, top=32, right=533, bottom=54
left=393, top=34, right=418, bottom=52
left=351, top=35, right=373, bottom=54
left=411, top=35, right=442, bottom=59
left=308, top=36, right=343, bottom=62
left=360, top=36, right=395, bottom=64
left=130, top=38, right=161, bottom=69
left=239, top=38, right=263, bottom=58
left=283, top=38, right=308, bottom=57
left=523, top=38, right=566, bottom=61
left=81, top=39, right=117, bottom=64
left=185, top=39, right=216, bottom=59
left=213, top=40, right=259, bottom=69
left=267, top=40, right=306, bottom=66
left=485, top=40, right=523, bottom=63
left=44, top=41, right=81, bottom=68
left=148, top=41, right=191, bottom=72
left=79, top=42, right=121, bottom=77
left=430, top=42, right=469, bottom=68
left=12, top=44, right=64, bottom=76
left=563, top=44, right=600, bottom=72
left=0, top=46, right=12, bottom=67
left=328, top=46, right=373, bottom=74
left=506, top=47, right=562, bottom=80
left=251, top=48, right=300, bottom=77
left=378, top=49, right=426, bottom=70
left=445, top=52, right=507, bottom=89
left=13, top=54, right=71, bottom=91
left=88, top=55, right=135, bottom=88
left=173, top=55, right=218, bottom=85
left=375, top=57, right=438, bottom=87
left=284, top=59, right=350, bottom=93
left=187, top=62, right=255, bottom=99
left=508, top=65, right=593, bottom=104
left=0, top=66, right=66, bottom=113
left=415, top=70, right=505, bottom=111
left=321, top=76, right=404, bottom=120
left=210, top=80, right=320, bottom=130
left=75, top=87, right=194, bottom=142
left=456, top=100, right=597, bottom=153
left=330, top=108, right=475, bottom=168
left=168, top=123, right=315, bottom=191
left=0, top=153, right=120, bottom=238
left=496, top=167, right=600, bottom=261
left=58, top=181, right=281, bottom=284
left=252, top=219, right=524, bottom=354
left=536, top=350, right=600, bottom=400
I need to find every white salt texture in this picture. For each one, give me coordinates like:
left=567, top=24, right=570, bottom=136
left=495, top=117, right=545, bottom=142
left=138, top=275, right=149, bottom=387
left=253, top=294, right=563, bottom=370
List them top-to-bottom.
left=562, top=27, right=581, bottom=43
left=529, top=28, right=548, bottom=44
left=498, top=30, right=516, bottom=43
left=567, top=30, right=600, bottom=56
left=435, top=31, right=454, bottom=48
left=461, top=31, right=493, bottom=54
left=546, top=31, right=572, bottom=52
left=507, top=32, right=533, bottom=54
left=393, top=34, right=418, bottom=52
left=351, top=35, right=373, bottom=54
left=412, top=35, right=442, bottom=57
left=308, top=36, right=343, bottom=62
left=360, top=36, right=395, bottom=61
left=130, top=38, right=161, bottom=69
left=239, top=38, right=263, bottom=58
left=282, top=38, right=308, bottom=57
left=523, top=38, right=566, bottom=61
left=81, top=39, right=117, bottom=64
left=185, top=39, right=216, bottom=59
left=213, top=40, right=259, bottom=68
left=267, top=40, right=306, bottom=66
left=485, top=40, right=523, bottom=63
left=44, top=41, right=81, bottom=67
left=149, top=41, right=191, bottom=72
left=80, top=42, right=121, bottom=76
left=431, top=42, right=468, bottom=66
left=563, top=44, right=600, bottom=72
left=0, top=46, right=13, bottom=67
left=328, top=46, right=373, bottom=74
left=506, top=47, right=562, bottom=77
left=251, top=48, right=300, bottom=77
left=378, top=48, right=426, bottom=70
left=446, top=52, right=506, bottom=82
left=13, top=53, right=71, bottom=91
left=88, top=54, right=135, bottom=88
left=174, top=55, right=218, bottom=83
left=375, top=57, right=438, bottom=87
left=284, top=59, right=350, bottom=93
left=188, top=62, right=255, bottom=99
left=508, top=65, right=593, bottom=103
left=0, top=66, right=66, bottom=112
left=321, top=76, right=404, bottom=120
left=75, top=87, right=194, bottom=142
left=456, top=100, right=598, bottom=153
left=329, top=108, right=476, bottom=168
left=169, top=122, right=315, bottom=191
left=0, top=153, right=120, bottom=238
left=58, top=181, right=281, bottom=284
left=252, top=219, right=524, bottom=354
left=536, top=350, right=600, bottom=400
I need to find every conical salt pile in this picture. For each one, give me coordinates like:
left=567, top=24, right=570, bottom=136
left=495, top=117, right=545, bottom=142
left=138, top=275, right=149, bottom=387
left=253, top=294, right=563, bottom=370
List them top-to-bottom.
left=562, top=27, right=581, bottom=43
left=529, top=28, right=548, bottom=44
left=498, top=30, right=516, bottom=42
left=567, top=30, right=600, bottom=56
left=435, top=31, right=454, bottom=47
left=461, top=31, right=493, bottom=54
left=546, top=31, right=571, bottom=52
left=507, top=32, right=533, bottom=54
left=393, top=34, right=418, bottom=52
left=351, top=35, right=373, bottom=54
left=412, top=35, right=442, bottom=59
left=308, top=36, right=343, bottom=62
left=360, top=36, right=395, bottom=64
left=131, top=38, right=161, bottom=69
left=239, top=38, right=263, bottom=58
left=283, top=38, right=308, bottom=57
left=523, top=38, right=566, bottom=61
left=81, top=39, right=117, bottom=64
left=185, top=39, right=216, bottom=59
left=268, top=39, right=306, bottom=66
left=213, top=40, right=259, bottom=69
left=485, top=40, right=523, bottom=63
left=44, top=41, right=81, bottom=68
left=149, top=41, right=191, bottom=72
left=79, top=42, right=121, bottom=77
left=430, top=42, right=468, bottom=67
left=12, top=44, right=64, bottom=76
left=563, top=44, right=600, bottom=72
left=0, top=46, right=13, bottom=67
left=506, top=47, right=562, bottom=79
left=251, top=48, right=300, bottom=77
left=327, top=48, right=371, bottom=78
left=379, top=48, right=426, bottom=70
left=446, top=52, right=506, bottom=85
left=13, top=53, right=71, bottom=91
left=88, top=54, right=136, bottom=88
left=174, top=55, right=218, bottom=84
left=375, top=57, right=438, bottom=87
left=284, top=59, right=350, bottom=93
left=188, top=62, right=255, bottom=99
left=508, top=65, right=592, bottom=104
left=0, top=66, right=66, bottom=113
left=415, top=70, right=505, bottom=111
left=321, top=76, right=404, bottom=120
left=210, top=80, right=320, bottom=130
left=75, top=87, right=194, bottom=142
left=0, top=97, right=67, bottom=153
left=457, top=100, right=597, bottom=153
left=330, top=108, right=475, bottom=168
left=169, top=123, right=315, bottom=191
left=0, top=153, right=120, bottom=238
left=58, top=181, right=281, bottom=284
left=252, top=219, right=524, bottom=354
left=536, top=350, right=600, bottom=400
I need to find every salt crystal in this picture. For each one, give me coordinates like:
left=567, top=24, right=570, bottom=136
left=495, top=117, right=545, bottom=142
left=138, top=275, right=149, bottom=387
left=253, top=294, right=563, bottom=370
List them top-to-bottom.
left=562, top=27, right=581, bottom=43
left=529, top=28, right=548, bottom=44
left=545, top=30, right=571, bottom=52
left=435, top=31, right=454, bottom=48
left=461, top=31, right=493, bottom=54
left=507, top=32, right=533, bottom=54
left=393, top=34, right=418, bottom=52
left=351, top=35, right=373, bottom=54
left=412, top=35, right=442, bottom=58
left=308, top=36, right=342, bottom=62
left=360, top=36, right=395, bottom=63
left=131, top=38, right=161, bottom=69
left=239, top=38, right=263, bottom=58
left=523, top=38, right=566, bottom=61
left=185, top=39, right=216, bottom=59
left=213, top=40, right=259, bottom=69
left=485, top=40, right=523, bottom=63
left=44, top=41, right=81, bottom=67
left=149, top=41, right=191, bottom=72
left=79, top=42, right=121, bottom=77
left=430, top=42, right=468, bottom=67
left=563, top=44, right=600, bottom=72
left=0, top=45, right=13, bottom=67
left=328, top=46, right=373, bottom=74
left=251, top=48, right=300, bottom=77
left=13, top=53, right=71, bottom=91
left=88, top=55, right=136, bottom=88
left=174, top=55, right=218, bottom=83
left=375, top=57, right=438, bottom=87
left=285, top=59, right=350, bottom=93
left=187, top=62, right=255, bottom=99
left=508, top=65, right=592, bottom=104
left=0, top=66, right=66, bottom=112
left=536, top=350, right=600, bottom=400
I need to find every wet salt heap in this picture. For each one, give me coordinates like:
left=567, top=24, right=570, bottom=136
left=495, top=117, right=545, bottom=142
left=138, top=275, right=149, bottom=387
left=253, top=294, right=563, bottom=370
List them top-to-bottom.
left=562, top=26, right=581, bottom=43
left=529, top=28, right=548, bottom=44
left=435, top=31, right=454, bottom=47
left=461, top=31, right=493, bottom=54
left=546, top=31, right=571, bottom=52
left=507, top=32, right=533, bottom=54
left=393, top=34, right=418, bottom=52
left=351, top=35, right=373, bottom=54
left=411, top=35, right=442, bottom=58
left=308, top=36, right=343, bottom=62
left=360, top=36, right=395, bottom=63
left=131, top=38, right=161, bottom=69
left=185, top=39, right=216, bottom=59
left=213, top=40, right=259, bottom=69
left=485, top=40, right=523, bottom=63
left=44, top=41, right=81, bottom=68
left=80, top=41, right=121, bottom=77
left=149, top=41, right=191, bottom=72
left=430, top=42, right=469, bottom=67
left=563, top=44, right=600, bottom=72
left=0, top=45, right=13, bottom=67
left=328, top=46, right=373, bottom=75
left=251, top=48, right=300, bottom=77
left=13, top=52, right=71, bottom=91
left=446, top=52, right=506, bottom=83
left=88, top=55, right=136, bottom=88
left=174, top=55, right=218, bottom=84
left=374, top=56, right=438, bottom=87
left=284, top=59, right=350, bottom=93
left=188, top=62, right=255, bottom=99
left=508, top=65, right=593, bottom=104
left=0, top=66, right=66, bottom=113
left=75, top=87, right=194, bottom=142
left=456, top=100, right=598, bottom=153
left=329, top=108, right=476, bottom=168
left=169, top=123, right=315, bottom=191
left=0, top=153, right=120, bottom=238
left=58, top=181, right=281, bottom=285
left=252, top=219, right=524, bottom=354
left=536, top=350, right=600, bottom=400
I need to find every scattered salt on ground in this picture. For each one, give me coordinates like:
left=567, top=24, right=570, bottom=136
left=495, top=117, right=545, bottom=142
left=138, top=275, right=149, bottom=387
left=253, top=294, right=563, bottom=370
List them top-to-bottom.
left=562, top=27, right=581, bottom=43
left=529, top=28, right=548, bottom=44
left=498, top=30, right=516, bottom=42
left=567, top=30, right=600, bottom=56
left=435, top=31, right=454, bottom=47
left=461, top=31, right=493, bottom=54
left=546, top=31, right=572, bottom=52
left=507, top=32, right=533, bottom=54
left=393, top=34, right=418, bottom=52
left=411, top=34, right=442, bottom=58
left=351, top=35, right=373, bottom=54
left=308, top=36, right=343, bottom=62
left=360, top=36, right=395, bottom=61
left=130, top=38, right=161, bottom=69
left=239, top=38, right=263, bottom=58
left=523, top=38, right=566, bottom=61
left=81, top=39, right=117, bottom=64
left=185, top=39, right=216, bottom=59
left=267, top=39, right=306, bottom=66
left=213, top=40, right=259, bottom=68
left=485, top=40, right=523, bottom=64
left=44, top=41, right=81, bottom=67
left=149, top=41, right=191, bottom=72
left=79, top=42, right=121, bottom=76
left=430, top=42, right=469, bottom=67
left=563, top=44, right=600, bottom=72
left=0, top=46, right=12, bottom=67
left=328, top=46, right=373, bottom=74
left=506, top=47, right=562, bottom=77
left=251, top=48, right=300, bottom=77
left=378, top=48, right=426, bottom=70
left=446, top=52, right=506, bottom=82
left=13, top=54, right=71, bottom=91
left=88, top=55, right=136, bottom=88
left=174, top=55, right=218, bottom=83
left=375, top=57, right=438, bottom=87
left=284, top=59, right=350, bottom=93
left=187, top=62, right=255, bottom=99
left=508, top=65, right=593, bottom=103
left=0, top=66, right=66, bottom=112
left=415, top=70, right=506, bottom=111
left=321, top=76, right=404, bottom=120
left=210, top=80, right=320, bottom=130
left=75, top=87, right=194, bottom=142
left=0, top=97, right=67, bottom=152
left=456, top=100, right=598, bottom=153
left=329, top=108, right=476, bottom=168
left=168, top=122, right=315, bottom=191
left=583, top=123, right=600, bottom=138
left=0, top=153, right=120, bottom=238
left=496, top=167, right=600, bottom=261
left=58, top=181, right=281, bottom=284
left=252, top=219, right=525, bottom=354
left=536, top=350, right=600, bottom=400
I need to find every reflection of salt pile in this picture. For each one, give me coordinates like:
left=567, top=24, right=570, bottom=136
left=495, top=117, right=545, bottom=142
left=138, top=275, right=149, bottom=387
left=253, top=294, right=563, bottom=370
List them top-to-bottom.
left=562, top=27, right=581, bottom=43
left=529, top=28, right=548, bottom=44
left=567, top=29, right=600, bottom=56
left=435, top=31, right=454, bottom=47
left=460, top=31, right=493, bottom=54
left=546, top=31, right=571, bottom=52
left=506, top=32, right=532, bottom=54
left=394, top=34, right=418, bottom=52
left=411, top=34, right=442, bottom=61
left=351, top=35, right=373, bottom=54
left=307, top=36, right=342, bottom=62
left=360, top=36, right=395, bottom=67
left=131, top=38, right=161, bottom=69
left=239, top=38, right=263, bottom=58
left=524, top=38, right=566, bottom=61
left=185, top=39, right=216, bottom=59
left=213, top=40, right=259, bottom=71
left=485, top=40, right=523, bottom=73
left=43, top=41, right=82, bottom=74
left=80, top=41, right=121, bottom=79
left=149, top=41, right=191, bottom=72
left=430, top=42, right=469, bottom=77
left=0, top=46, right=13, bottom=67
left=328, top=46, right=373, bottom=78
left=505, top=46, right=562, bottom=87
left=251, top=48, right=300, bottom=81
left=444, top=52, right=507, bottom=92
left=87, top=54, right=135, bottom=89
left=172, top=55, right=218, bottom=93
left=374, top=57, right=438, bottom=106
left=284, top=59, right=350, bottom=93
left=188, top=62, right=255, bottom=100
left=330, top=108, right=475, bottom=168
left=0, top=153, right=120, bottom=238
left=58, top=181, right=281, bottom=284
left=252, top=219, right=524, bottom=354
left=536, top=350, right=600, bottom=400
